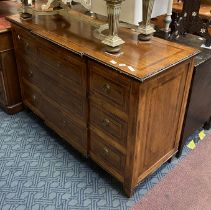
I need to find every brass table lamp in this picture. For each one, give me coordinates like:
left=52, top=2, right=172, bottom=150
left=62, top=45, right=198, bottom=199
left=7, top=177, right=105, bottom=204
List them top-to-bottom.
left=102, top=0, right=125, bottom=53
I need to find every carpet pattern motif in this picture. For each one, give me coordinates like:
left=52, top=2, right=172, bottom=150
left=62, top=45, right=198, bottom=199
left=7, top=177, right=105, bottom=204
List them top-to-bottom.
left=0, top=109, right=203, bottom=210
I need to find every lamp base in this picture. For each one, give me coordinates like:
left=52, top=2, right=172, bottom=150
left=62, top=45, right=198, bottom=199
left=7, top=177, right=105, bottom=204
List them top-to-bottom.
left=20, top=12, right=32, bottom=19
left=138, top=23, right=155, bottom=41
left=138, top=33, right=153, bottom=41
left=102, top=35, right=125, bottom=48
left=102, top=35, right=124, bottom=53
left=104, top=45, right=121, bottom=54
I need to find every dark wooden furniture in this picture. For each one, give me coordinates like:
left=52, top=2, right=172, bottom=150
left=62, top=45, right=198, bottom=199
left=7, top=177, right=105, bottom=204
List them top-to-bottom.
left=156, top=0, right=211, bottom=157
left=172, top=0, right=211, bottom=47
left=0, top=1, right=22, bottom=113
left=173, top=1, right=211, bottom=20
left=7, top=13, right=198, bottom=196
left=0, top=22, right=22, bottom=114
left=174, top=34, right=211, bottom=157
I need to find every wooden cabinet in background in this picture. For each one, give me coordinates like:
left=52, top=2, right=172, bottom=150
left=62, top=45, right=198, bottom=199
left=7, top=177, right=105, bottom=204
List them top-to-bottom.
left=8, top=14, right=198, bottom=196
left=0, top=28, right=22, bottom=114
left=173, top=34, right=211, bottom=157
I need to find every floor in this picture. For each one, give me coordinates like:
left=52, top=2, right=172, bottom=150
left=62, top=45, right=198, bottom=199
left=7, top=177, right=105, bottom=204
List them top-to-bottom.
left=0, top=108, right=207, bottom=210
left=132, top=131, right=211, bottom=210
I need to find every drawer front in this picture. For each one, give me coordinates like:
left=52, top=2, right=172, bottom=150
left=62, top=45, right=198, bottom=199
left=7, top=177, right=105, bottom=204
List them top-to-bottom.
left=13, top=26, right=37, bottom=56
left=37, top=42, right=86, bottom=91
left=19, top=56, right=39, bottom=83
left=20, top=58, right=86, bottom=119
left=89, top=61, right=130, bottom=112
left=37, top=64, right=86, bottom=118
left=0, top=71, right=6, bottom=105
left=21, top=79, right=43, bottom=117
left=22, top=79, right=87, bottom=152
left=41, top=95, right=87, bottom=152
left=90, top=104, right=128, bottom=146
left=62, top=112, right=87, bottom=151
left=90, top=131, right=125, bottom=174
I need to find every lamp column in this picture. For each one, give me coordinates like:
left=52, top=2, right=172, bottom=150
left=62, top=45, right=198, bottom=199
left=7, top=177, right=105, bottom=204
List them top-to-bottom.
left=102, top=0, right=125, bottom=53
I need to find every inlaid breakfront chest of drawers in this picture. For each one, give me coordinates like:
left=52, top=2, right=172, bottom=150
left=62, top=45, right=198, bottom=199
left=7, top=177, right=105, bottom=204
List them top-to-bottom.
left=8, top=14, right=198, bottom=196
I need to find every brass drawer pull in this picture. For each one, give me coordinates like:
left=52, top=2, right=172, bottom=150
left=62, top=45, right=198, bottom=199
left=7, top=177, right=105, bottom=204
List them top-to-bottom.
left=25, top=42, right=30, bottom=49
left=28, top=71, right=33, bottom=78
left=103, top=83, right=111, bottom=94
left=32, top=95, right=36, bottom=102
left=102, top=118, right=110, bottom=127
left=63, top=120, right=67, bottom=126
left=103, top=147, right=109, bottom=154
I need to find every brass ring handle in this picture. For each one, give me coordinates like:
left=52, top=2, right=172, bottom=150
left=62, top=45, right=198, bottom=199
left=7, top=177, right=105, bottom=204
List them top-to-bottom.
left=103, top=83, right=111, bottom=94
left=102, top=118, right=110, bottom=127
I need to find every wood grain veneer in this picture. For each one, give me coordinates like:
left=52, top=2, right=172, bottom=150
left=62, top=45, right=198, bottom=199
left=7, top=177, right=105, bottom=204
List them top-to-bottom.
left=7, top=14, right=198, bottom=81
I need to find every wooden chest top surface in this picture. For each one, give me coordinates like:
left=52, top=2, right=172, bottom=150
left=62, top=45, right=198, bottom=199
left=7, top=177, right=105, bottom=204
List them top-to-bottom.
left=7, top=14, right=199, bottom=82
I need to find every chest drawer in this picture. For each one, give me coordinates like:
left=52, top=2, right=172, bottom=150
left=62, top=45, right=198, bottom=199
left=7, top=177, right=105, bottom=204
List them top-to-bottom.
left=12, top=26, right=37, bottom=56
left=37, top=41, right=86, bottom=91
left=19, top=56, right=39, bottom=81
left=20, top=57, right=86, bottom=119
left=89, top=61, right=130, bottom=112
left=21, top=79, right=44, bottom=118
left=22, top=79, right=87, bottom=153
left=40, top=94, right=87, bottom=154
left=90, top=104, right=128, bottom=147
left=90, top=131, right=125, bottom=177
